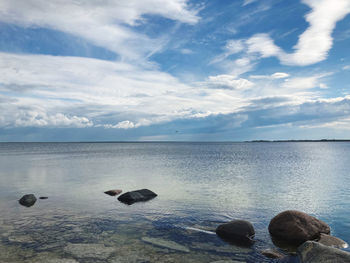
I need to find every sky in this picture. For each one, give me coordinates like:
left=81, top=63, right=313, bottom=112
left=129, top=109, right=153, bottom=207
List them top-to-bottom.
left=0, top=0, right=350, bottom=141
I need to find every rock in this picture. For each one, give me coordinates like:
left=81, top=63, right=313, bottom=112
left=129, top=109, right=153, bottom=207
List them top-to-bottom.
left=104, top=189, right=122, bottom=196
left=118, top=189, right=157, bottom=205
left=19, top=194, right=37, bottom=207
left=39, top=196, right=48, bottom=199
left=268, top=210, right=330, bottom=246
left=216, top=220, right=255, bottom=246
left=318, top=233, right=348, bottom=248
left=8, top=235, right=35, bottom=243
left=141, top=237, right=190, bottom=253
left=298, top=241, right=350, bottom=262
left=191, top=242, right=252, bottom=253
left=64, top=243, right=115, bottom=260
left=261, top=249, right=285, bottom=259
left=25, top=252, right=79, bottom=263
left=109, top=254, right=151, bottom=263
left=210, top=261, right=246, bottom=263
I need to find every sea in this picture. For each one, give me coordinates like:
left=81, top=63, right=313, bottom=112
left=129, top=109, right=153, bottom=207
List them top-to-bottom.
left=0, top=142, right=349, bottom=262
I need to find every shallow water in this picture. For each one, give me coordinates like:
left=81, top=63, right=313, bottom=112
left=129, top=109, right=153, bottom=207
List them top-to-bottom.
left=0, top=142, right=349, bottom=262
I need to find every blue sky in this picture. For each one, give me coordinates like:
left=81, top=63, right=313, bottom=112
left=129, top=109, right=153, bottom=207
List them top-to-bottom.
left=0, top=0, right=350, bottom=141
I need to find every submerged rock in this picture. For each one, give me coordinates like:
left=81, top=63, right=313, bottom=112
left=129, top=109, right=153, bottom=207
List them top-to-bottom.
left=104, top=189, right=122, bottom=196
left=118, top=189, right=157, bottom=205
left=19, top=194, right=37, bottom=207
left=39, top=196, right=48, bottom=199
left=268, top=210, right=330, bottom=246
left=216, top=220, right=255, bottom=246
left=318, top=233, right=348, bottom=248
left=8, top=235, right=35, bottom=243
left=141, top=237, right=190, bottom=253
left=298, top=241, right=350, bottom=262
left=64, top=243, right=115, bottom=260
left=261, top=249, right=285, bottom=259
left=25, top=252, right=79, bottom=263
left=210, top=261, right=246, bottom=263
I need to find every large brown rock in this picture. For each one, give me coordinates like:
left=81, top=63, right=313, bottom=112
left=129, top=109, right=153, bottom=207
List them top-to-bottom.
left=268, top=210, right=330, bottom=246
left=216, top=220, right=255, bottom=246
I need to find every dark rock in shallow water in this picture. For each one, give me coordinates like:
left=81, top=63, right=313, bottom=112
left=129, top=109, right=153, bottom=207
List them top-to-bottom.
left=104, top=189, right=122, bottom=196
left=117, top=189, right=157, bottom=205
left=19, top=194, right=37, bottom=207
left=39, top=196, right=48, bottom=199
left=268, top=210, right=330, bottom=246
left=216, top=220, right=255, bottom=246
left=298, top=241, right=350, bottom=263
left=261, top=249, right=285, bottom=259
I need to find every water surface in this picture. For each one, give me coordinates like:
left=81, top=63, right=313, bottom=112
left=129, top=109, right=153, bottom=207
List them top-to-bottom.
left=0, top=142, right=349, bottom=262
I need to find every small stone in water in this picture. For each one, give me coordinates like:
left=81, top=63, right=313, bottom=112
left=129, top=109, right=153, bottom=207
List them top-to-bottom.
left=104, top=189, right=122, bottom=196
left=118, top=189, right=157, bottom=205
left=19, top=194, right=37, bottom=207
left=39, top=196, right=48, bottom=199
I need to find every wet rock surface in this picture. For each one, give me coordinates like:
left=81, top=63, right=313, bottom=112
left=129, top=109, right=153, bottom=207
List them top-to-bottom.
left=118, top=189, right=157, bottom=205
left=19, top=194, right=37, bottom=207
left=268, top=210, right=330, bottom=246
left=216, top=220, right=255, bottom=246
left=318, top=233, right=348, bottom=248
left=141, top=237, right=190, bottom=253
left=298, top=241, right=350, bottom=263
left=64, top=243, right=116, bottom=259
left=261, top=249, right=285, bottom=259
left=24, top=252, right=79, bottom=263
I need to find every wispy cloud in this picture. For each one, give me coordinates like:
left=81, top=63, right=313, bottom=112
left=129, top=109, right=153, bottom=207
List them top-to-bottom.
left=0, top=0, right=199, bottom=63
left=225, top=0, right=350, bottom=66
left=242, top=0, right=258, bottom=7
left=200, top=75, right=254, bottom=90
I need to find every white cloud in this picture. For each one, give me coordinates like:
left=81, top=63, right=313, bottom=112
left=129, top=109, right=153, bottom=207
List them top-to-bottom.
left=0, top=0, right=199, bottom=62
left=229, top=0, right=350, bottom=66
left=242, top=0, right=258, bottom=6
left=246, top=33, right=282, bottom=58
left=226, top=40, right=246, bottom=55
left=179, top=48, right=193, bottom=54
left=0, top=52, right=253, bottom=129
left=0, top=52, right=348, bottom=135
left=343, top=65, right=350, bottom=70
left=250, top=72, right=290, bottom=79
left=271, top=72, right=290, bottom=79
left=204, top=75, right=254, bottom=90
left=282, top=77, right=319, bottom=90
left=319, top=83, right=328, bottom=89
left=3, top=107, right=93, bottom=128
left=104, top=120, right=136, bottom=129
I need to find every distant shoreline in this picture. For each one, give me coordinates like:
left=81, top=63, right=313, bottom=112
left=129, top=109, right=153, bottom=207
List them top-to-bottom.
left=246, top=139, right=350, bottom=142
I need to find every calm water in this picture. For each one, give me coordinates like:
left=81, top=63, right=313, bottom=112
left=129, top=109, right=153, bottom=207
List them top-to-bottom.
left=0, top=142, right=349, bottom=262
